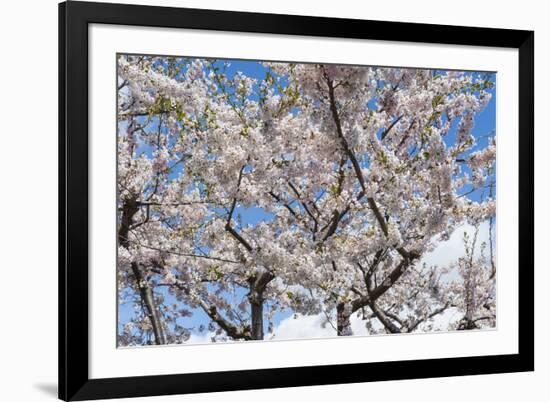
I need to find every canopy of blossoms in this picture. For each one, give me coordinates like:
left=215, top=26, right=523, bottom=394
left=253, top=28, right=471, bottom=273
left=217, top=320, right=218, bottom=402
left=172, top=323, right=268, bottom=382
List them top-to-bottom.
left=116, top=55, right=496, bottom=346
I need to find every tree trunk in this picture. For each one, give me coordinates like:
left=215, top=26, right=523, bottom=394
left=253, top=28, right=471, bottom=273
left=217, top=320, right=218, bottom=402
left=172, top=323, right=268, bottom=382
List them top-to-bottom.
left=119, top=199, right=166, bottom=345
left=131, top=262, right=166, bottom=344
left=246, top=271, right=274, bottom=340
left=248, top=289, right=264, bottom=340
left=336, top=302, right=353, bottom=336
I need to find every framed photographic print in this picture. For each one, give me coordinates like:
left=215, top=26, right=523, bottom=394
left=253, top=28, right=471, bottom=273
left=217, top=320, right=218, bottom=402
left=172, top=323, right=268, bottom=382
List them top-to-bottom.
left=59, top=1, right=534, bottom=400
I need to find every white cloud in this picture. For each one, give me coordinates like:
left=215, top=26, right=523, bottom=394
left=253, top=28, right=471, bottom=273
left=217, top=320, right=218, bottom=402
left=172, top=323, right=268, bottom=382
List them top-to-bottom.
left=420, top=220, right=492, bottom=269
left=431, top=307, right=462, bottom=330
left=188, top=308, right=461, bottom=344
left=269, top=308, right=460, bottom=341
left=271, top=311, right=381, bottom=340
left=350, top=312, right=372, bottom=335
left=271, top=313, right=336, bottom=340
left=187, top=331, right=216, bottom=344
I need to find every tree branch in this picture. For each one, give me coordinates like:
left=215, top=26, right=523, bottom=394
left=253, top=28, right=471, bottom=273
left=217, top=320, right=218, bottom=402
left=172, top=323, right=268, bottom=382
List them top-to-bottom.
left=324, top=72, right=416, bottom=263
left=380, top=115, right=403, bottom=141
left=225, top=165, right=254, bottom=252
left=288, top=181, right=319, bottom=227
left=125, top=239, right=242, bottom=264
left=170, top=278, right=252, bottom=340
left=368, top=299, right=401, bottom=333
left=407, top=302, right=451, bottom=333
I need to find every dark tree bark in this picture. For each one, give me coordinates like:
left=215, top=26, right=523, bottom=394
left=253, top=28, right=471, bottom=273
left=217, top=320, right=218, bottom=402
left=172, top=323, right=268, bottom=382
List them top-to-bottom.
left=131, top=262, right=167, bottom=344
left=247, top=271, right=274, bottom=340
left=249, top=291, right=265, bottom=340
left=368, top=299, right=401, bottom=333
left=336, top=302, right=352, bottom=336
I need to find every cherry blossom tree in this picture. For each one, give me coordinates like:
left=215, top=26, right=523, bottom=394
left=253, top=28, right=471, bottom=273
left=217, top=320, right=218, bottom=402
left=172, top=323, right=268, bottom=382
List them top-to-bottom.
left=116, top=55, right=496, bottom=346
left=117, top=56, right=310, bottom=344
left=261, top=63, right=496, bottom=335
left=448, top=225, right=496, bottom=330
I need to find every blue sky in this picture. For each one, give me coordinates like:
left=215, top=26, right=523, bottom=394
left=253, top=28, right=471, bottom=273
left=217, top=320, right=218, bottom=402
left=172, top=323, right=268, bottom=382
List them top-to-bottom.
left=118, top=58, right=496, bottom=345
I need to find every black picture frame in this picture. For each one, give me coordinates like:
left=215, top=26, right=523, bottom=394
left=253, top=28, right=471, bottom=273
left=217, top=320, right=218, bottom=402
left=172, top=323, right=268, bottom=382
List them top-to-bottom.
left=59, top=1, right=534, bottom=400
